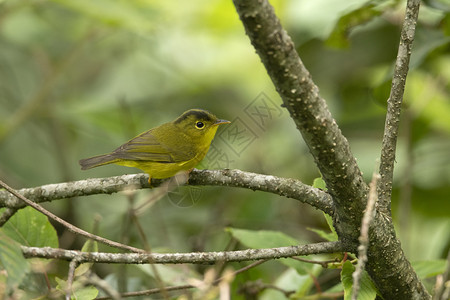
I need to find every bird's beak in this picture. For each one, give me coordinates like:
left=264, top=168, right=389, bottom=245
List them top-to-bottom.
left=214, top=119, right=231, bottom=125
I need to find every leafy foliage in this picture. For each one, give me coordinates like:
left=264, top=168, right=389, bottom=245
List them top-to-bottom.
left=0, top=207, right=58, bottom=297
left=1, top=207, right=58, bottom=248
left=227, top=227, right=316, bottom=275
left=0, top=231, right=30, bottom=292
left=341, top=261, right=378, bottom=300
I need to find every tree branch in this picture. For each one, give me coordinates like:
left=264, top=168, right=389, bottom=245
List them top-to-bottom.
left=232, top=0, right=367, bottom=244
left=232, top=0, right=430, bottom=299
left=378, top=0, right=420, bottom=212
left=365, top=1, right=430, bottom=299
left=0, top=169, right=334, bottom=215
left=352, top=172, right=379, bottom=300
left=0, top=179, right=145, bottom=253
left=21, top=241, right=344, bottom=264
left=97, top=259, right=270, bottom=299
left=82, top=272, right=122, bottom=300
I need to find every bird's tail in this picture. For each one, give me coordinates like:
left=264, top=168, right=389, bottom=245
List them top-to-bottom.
left=79, top=154, right=118, bottom=170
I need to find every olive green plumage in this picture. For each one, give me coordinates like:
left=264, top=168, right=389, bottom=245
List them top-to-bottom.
left=79, top=109, right=230, bottom=181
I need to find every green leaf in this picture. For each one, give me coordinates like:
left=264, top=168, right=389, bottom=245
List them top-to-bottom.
left=326, top=4, right=382, bottom=48
left=312, top=177, right=327, bottom=191
left=305, top=190, right=338, bottom=242
left=1, top=206, right=58, bottom=248
left=309, top=212, right=339, bottom=241
left=323, top=213, right=337, bottom=238
left=226, top=227, right=315, bottom=275
left=226, top=227, right=299, bottom=249
left=307, top=228, right=337, bottom=242
left=0, top=231, right=30, bottom=290
left=75, top=239, right=98, bottom=277
left=412, top=259, right=447, bottom=279
left=341, top=261, right=377, bottom=300
left=341, top=261, right=354, bottom=299
left=261, top=265, right=322, bottom=299
left=292, top=265, right=323, bottom=297
left=55, top=276, right=66, bottom=290
left=56, top=276, right=98, bottom=300
left=323, top=281, right=344, bottom=293
left=72, top=285, right=98, bottom=300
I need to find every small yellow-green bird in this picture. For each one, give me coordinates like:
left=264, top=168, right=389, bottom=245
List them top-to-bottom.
left=79, top=109, right=230, bottom=182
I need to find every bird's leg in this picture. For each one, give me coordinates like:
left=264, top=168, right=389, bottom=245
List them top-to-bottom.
left=184, top=168, right=195, bottom=184
left=173, top=171, right=190, bottom=186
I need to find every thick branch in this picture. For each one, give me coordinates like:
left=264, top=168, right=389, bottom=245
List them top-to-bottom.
left=232, top=0, right=367, bottom=244
left=232, top=0, right=429, bottom=299
left=378, top=0, right=420, bottom=211
left=367, top=1, right=429, bottom=299
left=0, top=169, right=334, bottom=215
left=21, top=241, right=344, bottom=264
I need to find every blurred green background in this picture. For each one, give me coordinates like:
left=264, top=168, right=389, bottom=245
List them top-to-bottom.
left=0, top=0, right=449, bottom=298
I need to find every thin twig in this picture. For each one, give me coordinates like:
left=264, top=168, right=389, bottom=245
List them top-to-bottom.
left=378, top=0, right=421, bottom=212
left=362, top=1, right=429, bottom=298
left=133, top=172, right=189, bottom=214
left=352, top=172, right=380, bottom=300
left=0, top=179, right=145, bottom=253
left=118, top=192, right=135, bottom=293
left=130, top=201, right=169, bottom=300
left=213, top=236, right=239, bottom=282
left=21, top=241, right=344, bottom=264
left=433, top=249, right=450, bottom=300
left=291, top=256, right=340, bottom=268
left=66, top=259, right=80, bottom=300
left=97, top=259, right=270, bottom=299
left=234, top=259, right=269, bottom=276
left=82, top=272, right=121, bottom=300
left=238, top=279, right=295, bottom=298
left=263, top=283, right=295, bottom=297
left=96, top=284, right=194, bottom=299
left=300, top=291, right=346, bottom=299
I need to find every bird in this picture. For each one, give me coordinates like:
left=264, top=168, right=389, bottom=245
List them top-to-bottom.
left=79, top=109, right=230, bottom=182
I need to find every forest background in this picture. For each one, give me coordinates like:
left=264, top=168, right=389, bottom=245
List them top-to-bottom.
left=0, top=0, right=449, bottom=299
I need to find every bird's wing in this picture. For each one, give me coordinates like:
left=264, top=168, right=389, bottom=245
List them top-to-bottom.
left=111, top=129, right=193, bottom=163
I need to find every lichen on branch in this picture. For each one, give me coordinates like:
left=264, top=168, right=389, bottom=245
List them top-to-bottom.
left=0, top=169, right=334, bottom=215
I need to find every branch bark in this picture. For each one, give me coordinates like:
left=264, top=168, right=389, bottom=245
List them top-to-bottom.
left=232, top=0, right=430, bottom=299
left=232, top=0, right=367, bottom=245
left=378, top=0, right=420, bottom=212
left=367, top=1, right=428, bottom=299
left=0, top=169, right=334, bottom=215
left=0, top=179, right=145, bottom=253
left=21, top=241, right=344, bottom=264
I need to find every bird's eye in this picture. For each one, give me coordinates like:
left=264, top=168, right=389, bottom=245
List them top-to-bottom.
left=195, top=121, right=205, bottom=129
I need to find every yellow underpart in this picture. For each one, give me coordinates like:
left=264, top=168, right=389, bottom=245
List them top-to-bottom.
left=114, top=125, right=219, bottom=179
left=114, top=155, right=202, bottom=179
